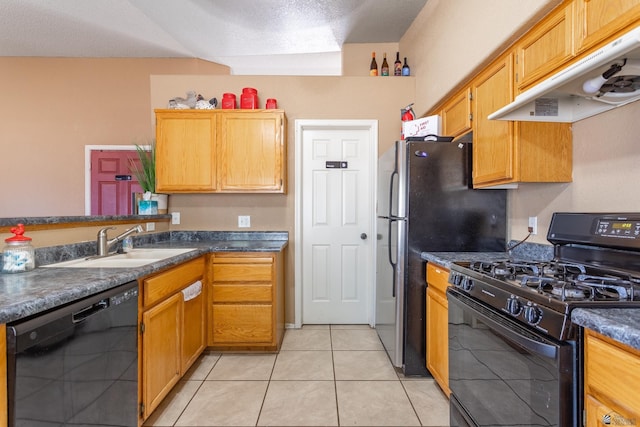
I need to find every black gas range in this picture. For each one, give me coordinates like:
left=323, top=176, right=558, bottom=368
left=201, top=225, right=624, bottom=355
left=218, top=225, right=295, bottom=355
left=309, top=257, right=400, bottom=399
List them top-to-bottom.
left=446, top=213, right=640, bottom=427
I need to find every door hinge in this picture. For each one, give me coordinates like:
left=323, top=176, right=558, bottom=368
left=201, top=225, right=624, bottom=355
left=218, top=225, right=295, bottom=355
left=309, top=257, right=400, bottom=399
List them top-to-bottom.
left=468, top=92, right=473, bottom=101
left=469, top=113, right=473, bottom=121
left=140, top=322, right=145, bottom=334
left=140, top=403, right=145, bottom=417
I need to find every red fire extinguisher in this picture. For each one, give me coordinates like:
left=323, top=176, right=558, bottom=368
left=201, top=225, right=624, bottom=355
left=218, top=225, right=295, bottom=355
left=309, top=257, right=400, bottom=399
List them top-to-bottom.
left=401, top=103, right=415, bottom=139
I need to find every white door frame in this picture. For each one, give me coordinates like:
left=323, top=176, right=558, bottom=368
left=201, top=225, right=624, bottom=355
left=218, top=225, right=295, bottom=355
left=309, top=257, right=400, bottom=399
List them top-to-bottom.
left=294, top=119, right=378, bottom=328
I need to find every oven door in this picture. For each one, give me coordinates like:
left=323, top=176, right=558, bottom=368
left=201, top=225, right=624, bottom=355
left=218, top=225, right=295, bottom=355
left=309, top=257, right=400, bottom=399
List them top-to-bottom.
left=447, top=287, right=577, bottom=427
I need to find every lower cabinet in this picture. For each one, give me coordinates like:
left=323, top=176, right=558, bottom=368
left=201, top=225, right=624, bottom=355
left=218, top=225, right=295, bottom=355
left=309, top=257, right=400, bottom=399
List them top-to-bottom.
left=209, top=251, right=285, bottom=351
left=139, top=257, right=206, bottom=421
left=426, top=262, right=451, bottom=396
left=1, top=324, right=6, bottom=427
left=584, top=329, right=640, bottom=426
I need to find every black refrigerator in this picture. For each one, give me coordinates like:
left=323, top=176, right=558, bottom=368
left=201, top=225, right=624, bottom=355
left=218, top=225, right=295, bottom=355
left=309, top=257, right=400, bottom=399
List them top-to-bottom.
left=375, top=139, right=506, bottom=376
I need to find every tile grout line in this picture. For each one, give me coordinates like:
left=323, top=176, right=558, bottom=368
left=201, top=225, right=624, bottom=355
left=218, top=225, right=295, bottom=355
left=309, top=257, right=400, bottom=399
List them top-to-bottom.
left=330, top=325, right=342, bottom=426
left=253, top=350, right=278, bottom=427
left=169, top=352, right=221, bottom=427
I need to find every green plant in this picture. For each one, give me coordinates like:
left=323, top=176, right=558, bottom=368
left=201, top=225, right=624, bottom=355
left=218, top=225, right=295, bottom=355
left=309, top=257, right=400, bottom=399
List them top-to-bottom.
left=130, top=140, right=156, bottom=193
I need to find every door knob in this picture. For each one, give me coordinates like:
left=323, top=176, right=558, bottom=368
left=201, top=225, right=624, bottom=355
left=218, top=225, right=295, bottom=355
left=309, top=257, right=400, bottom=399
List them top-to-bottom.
left=361, top=233, right=368, bottom=240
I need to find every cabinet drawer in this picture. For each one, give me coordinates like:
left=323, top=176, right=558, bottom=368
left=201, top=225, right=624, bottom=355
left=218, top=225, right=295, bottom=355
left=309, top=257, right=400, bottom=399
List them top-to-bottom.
left=143, top=257, right=205, bottom=307
left=212, top=263, right=273, bottom=282
left=426, top=263, right=450, bottom=294
left=212, top=284, right=272, bottom=302
left=211, top=304, right=273, bottom=343
left=585, top=330, right=640, bottom=413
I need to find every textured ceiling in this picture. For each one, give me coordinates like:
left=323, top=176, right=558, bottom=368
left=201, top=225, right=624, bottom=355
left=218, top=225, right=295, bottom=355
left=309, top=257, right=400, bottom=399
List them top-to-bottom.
left=0, top=0, right=428, bottom=75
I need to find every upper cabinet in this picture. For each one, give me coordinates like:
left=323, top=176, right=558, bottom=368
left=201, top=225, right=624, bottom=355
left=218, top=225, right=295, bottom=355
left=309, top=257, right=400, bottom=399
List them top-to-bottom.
left=574, top=0, right=640, bottom=55
left=514, top=1, right=574, bottom=94
left=472, top=52, right=573, bottom=187
left=440, top=87, right=472, bottom=138
left=155, top=109, right=287, bottom=194
left=156, top=110, right=218, bottom=192
left=218, top=111, right=287, bottom=192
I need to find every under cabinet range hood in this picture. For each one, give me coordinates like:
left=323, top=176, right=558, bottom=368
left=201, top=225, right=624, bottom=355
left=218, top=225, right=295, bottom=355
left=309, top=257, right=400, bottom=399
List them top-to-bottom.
left=490, top=25, right=640, bottom=122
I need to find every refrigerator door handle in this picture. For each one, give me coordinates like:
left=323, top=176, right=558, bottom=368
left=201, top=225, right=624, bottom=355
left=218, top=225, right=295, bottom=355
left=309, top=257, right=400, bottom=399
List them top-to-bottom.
left=388, top=170, right=398, bottom=218
left=387, top=216, right=406, bottom=298
left=387, top=218, right=396, bottom=298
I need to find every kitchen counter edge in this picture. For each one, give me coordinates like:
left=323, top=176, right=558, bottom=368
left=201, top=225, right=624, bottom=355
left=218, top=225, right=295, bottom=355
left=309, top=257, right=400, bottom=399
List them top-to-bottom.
left=0, top=237, right=288, bottom=324
left=572, top=308, right=640, bottom=351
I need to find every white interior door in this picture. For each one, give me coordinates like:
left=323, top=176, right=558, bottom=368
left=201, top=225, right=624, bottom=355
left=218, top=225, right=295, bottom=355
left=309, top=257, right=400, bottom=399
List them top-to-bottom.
left=297, top=121, right=377, bottom=325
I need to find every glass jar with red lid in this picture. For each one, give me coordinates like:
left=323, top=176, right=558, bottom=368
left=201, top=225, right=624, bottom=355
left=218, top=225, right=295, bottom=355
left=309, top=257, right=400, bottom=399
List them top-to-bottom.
left=2, top=224, right=35, bottom=273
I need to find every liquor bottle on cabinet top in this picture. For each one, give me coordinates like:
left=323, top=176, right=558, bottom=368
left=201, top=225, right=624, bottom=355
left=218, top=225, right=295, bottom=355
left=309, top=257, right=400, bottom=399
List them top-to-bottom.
left=370, top=52, right=378, bottom=76
left=394, top=52, right=402, bottom=76
left=381, top=53, right=389, bottom=76
left=402, top=57, right=410, bottom=76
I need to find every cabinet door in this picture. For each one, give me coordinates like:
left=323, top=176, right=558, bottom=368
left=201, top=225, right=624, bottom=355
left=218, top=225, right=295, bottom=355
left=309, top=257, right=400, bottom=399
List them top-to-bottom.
left=574, top=0, right=640, bottom=55
left=515, top=2, right=574, bottom=93
left=472, top=53, right=515, bottom=185
left=441, top=87, right=472, bottom=138
left=155, top=110, right=217, bottom=192
left=217, top=111, right=286, bottom=193
left=426, top=263, right=450, bottom=396
left=426, top=288, right=450, bottom=396
left=182, top=290, right=206, bottom=373
left=142, top=292, right=182, bottom=419
left=0, top=324, right=6, bottom=427
left=584, top=330, right=640, bottom=422
left=585, top=395, right=638, bottom=427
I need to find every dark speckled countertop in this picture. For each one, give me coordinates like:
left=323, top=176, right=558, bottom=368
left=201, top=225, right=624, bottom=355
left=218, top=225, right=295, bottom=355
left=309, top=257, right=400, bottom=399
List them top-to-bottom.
left=0, top=231, right=287, bottom=324
left=421, top=242, right=640, bottom=351
left=572, top=308, right=640, bottom=351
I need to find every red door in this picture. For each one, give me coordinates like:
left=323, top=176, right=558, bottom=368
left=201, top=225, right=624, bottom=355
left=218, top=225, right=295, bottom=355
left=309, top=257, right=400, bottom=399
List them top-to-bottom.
left=91, top=150, right=143, bottom=215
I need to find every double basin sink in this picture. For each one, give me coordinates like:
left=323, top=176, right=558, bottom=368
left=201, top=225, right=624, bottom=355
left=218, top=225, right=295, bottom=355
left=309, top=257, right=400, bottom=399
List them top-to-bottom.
left=43, top=248, right=196, bottom=268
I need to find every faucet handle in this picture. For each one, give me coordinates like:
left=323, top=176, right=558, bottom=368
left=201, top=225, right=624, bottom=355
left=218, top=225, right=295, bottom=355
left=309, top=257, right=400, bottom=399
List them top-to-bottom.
left=97, top=226, right=116, bottom=237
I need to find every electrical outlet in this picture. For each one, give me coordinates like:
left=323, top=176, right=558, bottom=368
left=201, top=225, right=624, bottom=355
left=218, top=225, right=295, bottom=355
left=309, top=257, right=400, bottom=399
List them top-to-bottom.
left=171, top=212, right=181, bottom=225
left=238, top=215, right=251, bottom=228
left=528, top=216, right=538, bottom=235
left=146, top=222, right=155, bottom=232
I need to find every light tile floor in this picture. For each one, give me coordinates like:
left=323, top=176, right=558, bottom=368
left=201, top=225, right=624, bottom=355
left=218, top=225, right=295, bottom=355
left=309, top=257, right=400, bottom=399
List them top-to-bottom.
left=144, top=325, right=450, bottom=426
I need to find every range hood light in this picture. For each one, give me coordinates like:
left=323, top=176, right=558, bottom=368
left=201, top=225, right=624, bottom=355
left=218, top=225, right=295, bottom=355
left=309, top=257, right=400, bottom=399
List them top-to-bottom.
left=582, top=62, right=625, bottom=94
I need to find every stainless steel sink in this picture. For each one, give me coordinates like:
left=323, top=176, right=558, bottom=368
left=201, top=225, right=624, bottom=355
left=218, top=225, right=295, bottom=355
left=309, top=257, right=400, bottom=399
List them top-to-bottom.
left=43, top=248, right=196, bottom=268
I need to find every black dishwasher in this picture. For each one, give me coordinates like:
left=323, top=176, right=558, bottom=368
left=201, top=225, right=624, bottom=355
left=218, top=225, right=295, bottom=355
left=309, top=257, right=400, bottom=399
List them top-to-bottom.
left=6, top=281, right=138, bottom=427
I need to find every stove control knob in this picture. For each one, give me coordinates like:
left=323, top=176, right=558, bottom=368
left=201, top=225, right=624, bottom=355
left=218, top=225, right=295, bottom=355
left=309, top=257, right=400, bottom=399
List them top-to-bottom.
left=448, top=272, right=462, bottom=286
left=461, top=277, right=474, bottom=292
left=505, top=296, right=522, bottom=316
left=523, top=304, right=542, bottom=325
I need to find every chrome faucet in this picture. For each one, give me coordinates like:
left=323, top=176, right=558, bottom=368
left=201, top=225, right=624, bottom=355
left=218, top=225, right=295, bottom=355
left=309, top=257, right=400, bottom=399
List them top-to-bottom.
left=97, top=225, right=143, bottom=256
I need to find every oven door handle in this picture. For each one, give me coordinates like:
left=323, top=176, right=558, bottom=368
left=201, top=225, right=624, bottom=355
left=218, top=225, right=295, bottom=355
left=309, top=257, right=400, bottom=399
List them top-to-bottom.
left=449, top=290, right=558, bottom=359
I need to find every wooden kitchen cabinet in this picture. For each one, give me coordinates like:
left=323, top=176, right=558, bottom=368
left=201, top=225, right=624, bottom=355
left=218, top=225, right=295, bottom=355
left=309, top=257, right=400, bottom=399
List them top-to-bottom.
left=574, top=0, right=640, bottom=56
left=514, top=1, right=574, bottom=93
left=472, top=52, right=573, bottom=188
left=440, top=87, right=472, bottom=138
left=154, top=109, right=287, bottom=194
left=155, top=110, right=217, bottom=192
left=217, top=111, right=287, bottom=192
left=209, top=251, right=285, bottom=351
left=139, top=257, right=206, bottom=420
left=426, top=262, right=451, bottom=396
left=1, top=324, right=6, bottom=427
left=584, top=329, right=640, bottom=426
